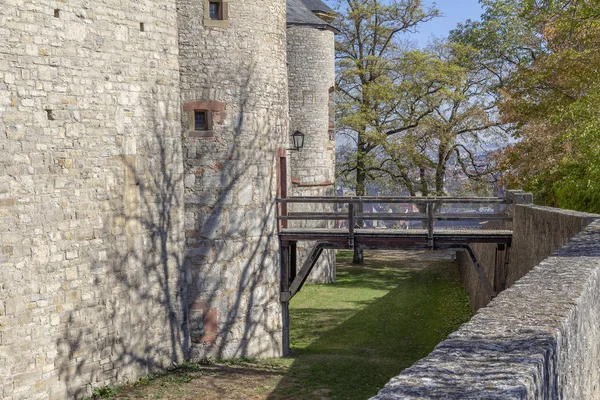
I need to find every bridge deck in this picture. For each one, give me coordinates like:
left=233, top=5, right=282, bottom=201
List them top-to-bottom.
left=280, top=228, right=513, bottom=248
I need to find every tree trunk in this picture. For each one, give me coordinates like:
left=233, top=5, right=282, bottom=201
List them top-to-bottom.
left=353, top=147, right=366, bottom=265
left=352, top=247, right=364, bottom=264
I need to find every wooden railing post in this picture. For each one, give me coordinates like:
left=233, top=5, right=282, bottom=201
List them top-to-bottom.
left=348, top=202, right=355, bottom=247
left=427, top=202, right=435, bottom=250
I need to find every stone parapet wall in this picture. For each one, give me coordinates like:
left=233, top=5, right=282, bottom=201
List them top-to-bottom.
left=179, top=0, right=288, bottom=360
left=0, top=1, right=184, bottom=398
left=287, top=25, right=336, bottom=283
left=458, top=205, right=597, bottom=311
left=508, top=205, right=598, bottom=287
left=373, top=209, right=600, bottom=399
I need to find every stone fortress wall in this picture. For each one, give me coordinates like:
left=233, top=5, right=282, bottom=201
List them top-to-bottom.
left=0, top=0, right=335, bottom=398
left=0, top=0, right=185, bottom=398
left=178, top=0, right=288, bottom=361
left=287, top=22, right=336, bottom=283
left=373, top=205, right=600, bottom=399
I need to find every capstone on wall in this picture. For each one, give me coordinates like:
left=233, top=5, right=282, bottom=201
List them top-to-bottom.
left=178, top=0, right=289, bottom=359
left=0, top=1, right=184, bottom=399
left=287, top=25, right=336, bottom=283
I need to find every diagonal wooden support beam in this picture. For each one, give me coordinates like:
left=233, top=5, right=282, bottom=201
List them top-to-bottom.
left=282, top=242, right=329, bottom=301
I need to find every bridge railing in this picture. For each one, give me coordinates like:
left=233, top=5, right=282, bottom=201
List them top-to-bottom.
left=276, top=195, right=516, bottom=253
left=277, top=196, right=511, bottom=226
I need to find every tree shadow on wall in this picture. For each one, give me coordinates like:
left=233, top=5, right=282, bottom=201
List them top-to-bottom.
left=55, top=59, right=287, bottom=398
left=182, top=60, right=287, bottom=361
left=55, top=95, right=188, bottom=398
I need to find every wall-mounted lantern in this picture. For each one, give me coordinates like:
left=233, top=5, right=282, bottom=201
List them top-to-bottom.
left=289, top=130, right=305, bottom=151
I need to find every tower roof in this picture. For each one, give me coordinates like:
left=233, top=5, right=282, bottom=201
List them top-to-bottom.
left=287, top=0, right=336, bottom=30
left=301, top=0, right=335, bottom=15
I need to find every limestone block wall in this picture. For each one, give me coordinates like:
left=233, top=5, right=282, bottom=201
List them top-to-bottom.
left=178, top=0, right=288, bottom=359
left=0, top=1, right=184, bottom=399
left=287, top=25, right=336, bottom=283
left=458, top=205, right=598, bottom=311
left=508, top=205, right=598, bottom=287
left=373, top=218, right=600, bottom=399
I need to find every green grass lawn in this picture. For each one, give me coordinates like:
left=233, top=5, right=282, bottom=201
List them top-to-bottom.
left=106, top=250, right=471, bottom=400
left=267, top=250, right=472, bottom=400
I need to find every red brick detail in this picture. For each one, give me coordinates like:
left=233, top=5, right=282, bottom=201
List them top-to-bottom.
left=183, top=101, right=225, bottom=112
left=187, top=130, right=214, bottom=138
left=291, top=176, right=301, bottom=184
left=292, top=180, right=334, bottom=188
left=0, top=199, right=16, bottom=207
left=199, top=308, right=218, bottom=343
left=204, top=308, right=218, bottom=334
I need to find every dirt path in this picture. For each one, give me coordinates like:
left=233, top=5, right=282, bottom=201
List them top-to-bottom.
left=114, top=362, right=289, bottom=400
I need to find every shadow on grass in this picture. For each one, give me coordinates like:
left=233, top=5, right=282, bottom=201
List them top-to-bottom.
left=267, top=254, right=471, bottom=400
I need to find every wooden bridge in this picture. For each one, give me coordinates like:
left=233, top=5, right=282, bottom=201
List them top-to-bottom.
left=276, top=191, right=533, bottom=354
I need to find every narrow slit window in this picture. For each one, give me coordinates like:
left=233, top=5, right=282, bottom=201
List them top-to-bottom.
left=209, top=2, right=220, bottom=20
left=54, top=9, right=60, bottom=18
left=139, top=23, right=145, bottom=32
left=194, top=111, right=207, bottom=130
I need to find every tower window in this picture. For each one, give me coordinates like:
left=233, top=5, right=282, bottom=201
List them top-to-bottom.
left=204, top=0, right=229, bottom=27
left=209, top=2, right=220, bottom=20
left=194, top=111, right=208, bottom=131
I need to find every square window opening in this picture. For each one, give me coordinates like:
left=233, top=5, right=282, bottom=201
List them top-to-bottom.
left=209, top=2, right=220, bottom=20
left=194, top=111, right=208, bottom=131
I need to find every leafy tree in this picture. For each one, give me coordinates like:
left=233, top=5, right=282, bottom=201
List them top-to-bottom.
left=334, top=0, right=441, bottom=198
left=334, top=0, right=439, bottom=264
left=463, top=0, right=600, bottom=212
left=334, top=1, right=507, bottom=262
left=377, top=42, right=504, bottom=198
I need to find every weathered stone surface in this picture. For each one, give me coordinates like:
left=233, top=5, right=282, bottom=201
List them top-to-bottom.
left=1, top=0, right=338, bottom=397
left=179, top=0, right=288, bottom=360
left=0, top=1, right=185, bottom=398
left=287, top=23, right=336, bottom=283
left=458, top=205, right=598, bottom=311
left=508, top=205, right=598, bottom=287
left=373, top=214, right=600, bottom=399
left=456, top=220, right=508, bottom=312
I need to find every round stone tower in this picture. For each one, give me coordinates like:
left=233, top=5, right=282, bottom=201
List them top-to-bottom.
left=178, top=0, right=288, bottom=359
left=287, top=0, right=337, bottom=283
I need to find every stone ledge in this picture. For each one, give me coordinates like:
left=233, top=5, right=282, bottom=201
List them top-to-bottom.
left=372, top=218, right=600, bottom=399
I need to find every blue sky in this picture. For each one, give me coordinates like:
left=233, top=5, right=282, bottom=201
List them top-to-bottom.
left=324, top=0, right=484, bottom=47
left=410, top=0, right=484, bottom=47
